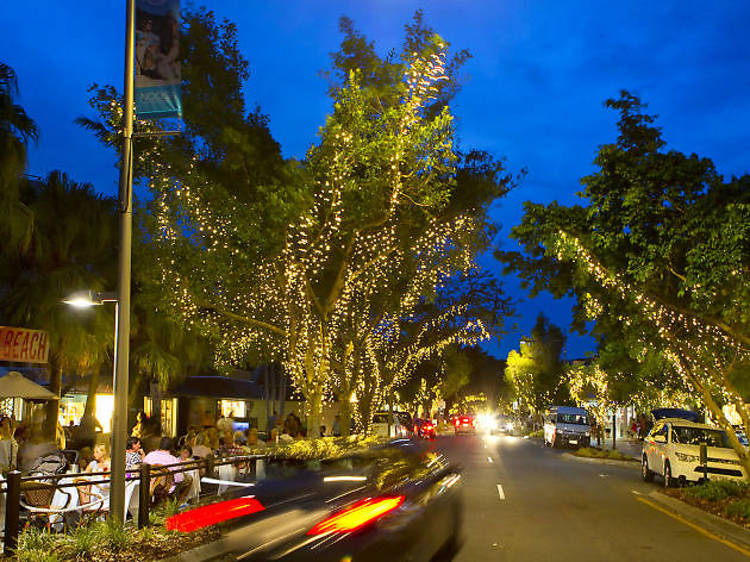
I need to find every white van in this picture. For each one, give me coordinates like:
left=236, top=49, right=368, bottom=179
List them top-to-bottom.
left=543, top=406, right=592, bottom=448
left=371, top=411, right=409, bottom=438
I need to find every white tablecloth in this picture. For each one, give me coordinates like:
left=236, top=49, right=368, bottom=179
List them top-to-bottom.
left=217, top=464, right=237, bottom=494
left=49, top=475, right=79, bottom=530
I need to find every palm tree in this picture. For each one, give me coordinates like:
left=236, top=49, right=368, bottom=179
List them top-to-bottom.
left=0, top=62, right=38, bottom=249
left=0, top=171, right=118, bottom=437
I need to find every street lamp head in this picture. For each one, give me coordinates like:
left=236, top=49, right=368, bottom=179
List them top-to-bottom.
left=63, top=290, right=118, bottom=308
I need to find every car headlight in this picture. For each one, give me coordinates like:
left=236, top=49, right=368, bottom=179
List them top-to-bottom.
left=675, top=452, right=699, bottom=463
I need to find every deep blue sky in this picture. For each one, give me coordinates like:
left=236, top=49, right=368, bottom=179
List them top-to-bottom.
left=3, top=1, right=749, bottom=360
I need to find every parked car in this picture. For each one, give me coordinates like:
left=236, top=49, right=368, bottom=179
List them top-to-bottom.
left=543, top=406, right=591, bottom=448
left=396, top=411, right=415, bottom=438
left=371, top=412, right=410, bottom=438
left=454, top=415, right=476, bottom=435
left=642, top=417, right=747, bottom=486
left=414, top=418, right=436, bottom=440
left=734, top=426, right=749, bottom=447
left=167, top=440, right=463, bottom=560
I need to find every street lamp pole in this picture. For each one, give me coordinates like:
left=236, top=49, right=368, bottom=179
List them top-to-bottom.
left=110, top=0, right=136, bottom=523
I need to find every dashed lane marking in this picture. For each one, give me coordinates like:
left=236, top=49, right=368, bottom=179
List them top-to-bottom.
left=488, top=456, right=494, bottom=463
left=496, top=484, right=505, bottom=500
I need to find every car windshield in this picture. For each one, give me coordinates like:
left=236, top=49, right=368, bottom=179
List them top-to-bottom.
left=397, top=412, right=412, bottom=426
left=557, top=413, right=589, bottom=425
left=671, top=426, right=730, bottom=448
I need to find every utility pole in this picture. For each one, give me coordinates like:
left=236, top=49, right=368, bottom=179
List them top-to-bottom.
left=110, top=0, right=135, bottom=523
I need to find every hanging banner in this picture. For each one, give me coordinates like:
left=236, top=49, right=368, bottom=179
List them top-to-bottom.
left=135, top=0, right=182, bottom=119
left=0, top=326, right=50, bottom=364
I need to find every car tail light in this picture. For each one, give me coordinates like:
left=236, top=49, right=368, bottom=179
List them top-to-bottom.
left=454, top=419, right=460, bottom=426
left=166, top=496, right=265, bottom=532
left=307, top=496, right=405, bottom=535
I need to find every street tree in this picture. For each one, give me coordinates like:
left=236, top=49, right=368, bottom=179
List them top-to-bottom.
left=83, top=11, right=513, bottom=433
left=0, top=62, right=38, bottom=249
left=500, top=91, right=750, bottom=472
left=0, top=172, right=118, bottom=436
left=504, top=314, right=569, bottom=422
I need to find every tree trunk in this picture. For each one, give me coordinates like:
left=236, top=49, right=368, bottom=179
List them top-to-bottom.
left=44, top=358, right=63, bottom=440
left=264, top=364, right=270, bottom=426
left=277, top=366, right=287, bottom=419
left=84, top=369, right=99, bottom=417
left=307, top=389, right=323, bottom=439
left=339, top=392, right=351, bottom=437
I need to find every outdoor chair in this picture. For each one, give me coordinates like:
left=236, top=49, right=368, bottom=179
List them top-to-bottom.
left=149, top=464, right=175, bottom=506
left=73, top=478, right=106, bottom=524
left=20, top=481, right=69, bottom=531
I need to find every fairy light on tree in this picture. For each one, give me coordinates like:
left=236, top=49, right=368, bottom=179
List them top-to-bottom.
left=82, top=11, right=514, bottom=433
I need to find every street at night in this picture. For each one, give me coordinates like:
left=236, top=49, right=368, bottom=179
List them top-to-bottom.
left=1, top=1, right=750, bottom=560
left=435, top=434, right=749, bottom=561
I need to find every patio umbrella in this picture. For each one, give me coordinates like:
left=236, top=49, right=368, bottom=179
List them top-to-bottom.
left=0, top=371, right=55, bottom=400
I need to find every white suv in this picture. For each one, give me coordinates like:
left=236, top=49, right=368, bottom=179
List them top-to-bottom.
left=642, top=418, right=746, bottom=486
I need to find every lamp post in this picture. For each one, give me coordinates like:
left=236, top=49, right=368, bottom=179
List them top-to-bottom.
left=66, top=0, right=135, bottom=523
left=110, top=0, right=136, bottom=524
left=64, top=290, right=124, bottom=516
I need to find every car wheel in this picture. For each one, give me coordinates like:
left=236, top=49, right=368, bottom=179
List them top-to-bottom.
left=642, top=455, right=653, bottom=482
left=664, top=461, right=673, bottom=488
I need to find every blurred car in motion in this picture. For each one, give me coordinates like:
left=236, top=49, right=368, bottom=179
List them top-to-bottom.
left=371, top=411, right=410, bottom=438
left=454, top=415, right=476, bottom=435
left=414, top=418, right=436, bottom=439
left=166, top=440, right=463, bottom=561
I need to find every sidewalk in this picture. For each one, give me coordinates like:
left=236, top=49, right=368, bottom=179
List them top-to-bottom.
left=595, top=437, right=642, bottom=460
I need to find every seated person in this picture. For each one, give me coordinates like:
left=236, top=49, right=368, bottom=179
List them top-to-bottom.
left=142, top=437, right=192, bottom=503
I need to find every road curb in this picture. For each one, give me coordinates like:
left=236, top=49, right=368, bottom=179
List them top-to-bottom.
left=563, top=452, right=640, bottom=468
left=646, top=490, right=750, bottom=551
left=164, top=536, right=232, bottom=562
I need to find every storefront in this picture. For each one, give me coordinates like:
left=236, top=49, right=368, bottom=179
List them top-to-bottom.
left=58, top=393, right=115, bottom=433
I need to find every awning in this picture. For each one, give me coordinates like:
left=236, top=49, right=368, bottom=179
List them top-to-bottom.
left=0, top=371, right=56, bottom=400
left=170, top=376, right=264, bottom=400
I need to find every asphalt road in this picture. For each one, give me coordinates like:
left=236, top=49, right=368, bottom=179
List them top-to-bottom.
left=433, top=433, right=749, bottom=562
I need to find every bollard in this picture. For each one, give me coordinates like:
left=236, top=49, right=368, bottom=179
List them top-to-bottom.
left=699, top=442, right=709, bottom=482
left=138, top=463, right=151, bottom=528
left=4, top=470, right=21, bottom=555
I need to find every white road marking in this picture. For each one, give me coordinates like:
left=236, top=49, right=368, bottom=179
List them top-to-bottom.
left=487, top=456, right=493, bottom=463
left=599, top=473, right=608, bottom=478
left=496, top=484, right=505, bottom=500
left=632, top=490, right=642, bottom=496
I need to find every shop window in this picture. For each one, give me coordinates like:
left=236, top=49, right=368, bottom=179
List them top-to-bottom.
left=220, top=400, right=246, bottom=418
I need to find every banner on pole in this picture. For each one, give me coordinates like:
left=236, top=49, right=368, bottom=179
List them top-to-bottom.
left=135, top=0, right=181, bottom=119
left=0, top=326, right=50, bottom=364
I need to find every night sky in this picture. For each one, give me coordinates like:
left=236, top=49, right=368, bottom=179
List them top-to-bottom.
left=2, top=1, right=749, bottom=361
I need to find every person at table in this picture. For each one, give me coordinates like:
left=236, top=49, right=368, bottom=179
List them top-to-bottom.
left=0, top=416, right=19, bottom=472
left=244, top=428, right=266, bottom=450
left=191, top=432, right=212, bottom=458
left=125, top=436, right=144, bottom=471
left=143, top=437, right=192, bottom=497
left=84, top=442, right=111, bottom=508
left=85, top=442, right=111, bottom=473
